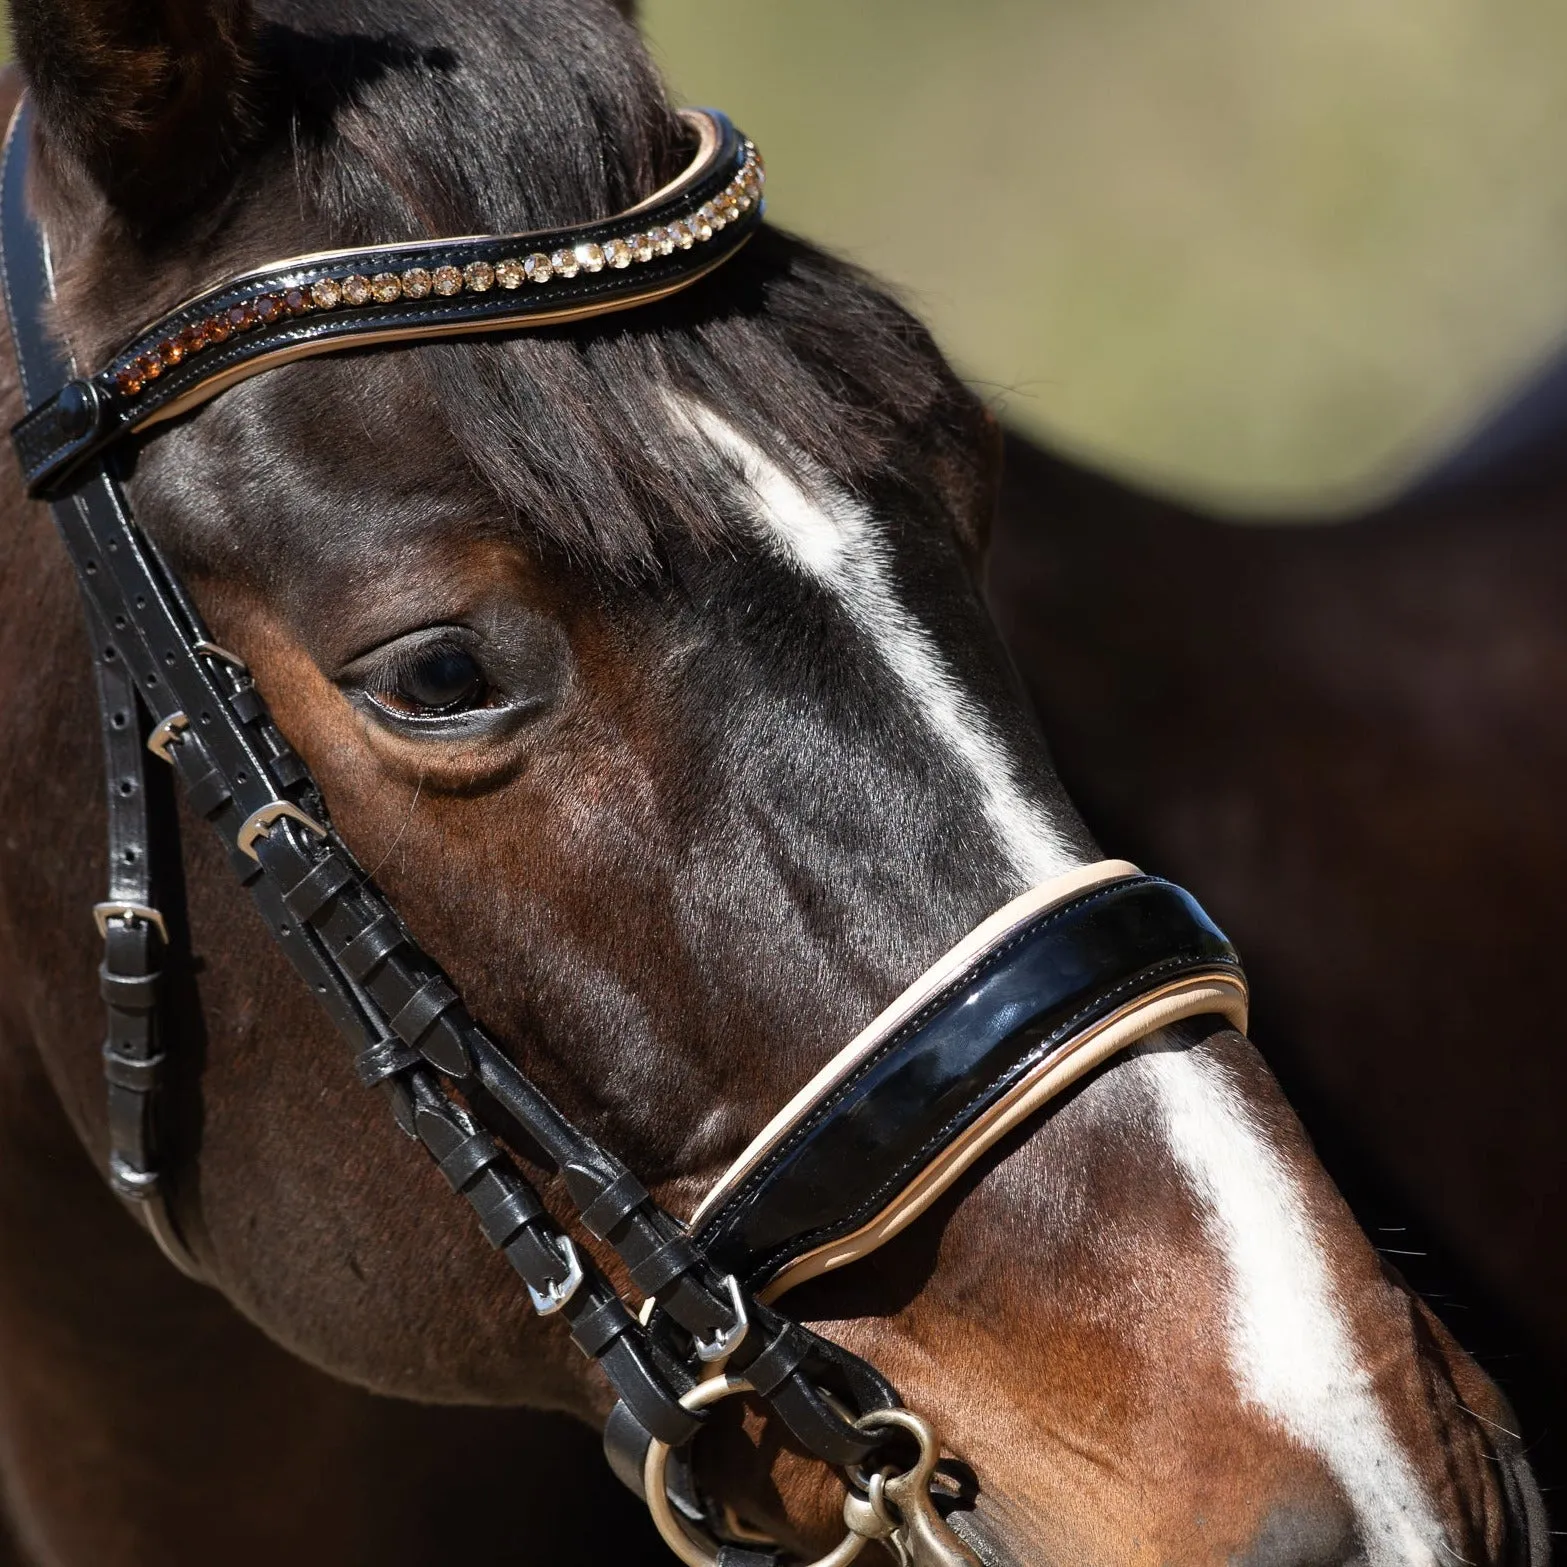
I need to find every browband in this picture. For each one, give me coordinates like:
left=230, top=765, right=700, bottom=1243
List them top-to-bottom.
left=14, top=107, right=761, bottom=496
left=689, top=862, right=1247, bottom=1300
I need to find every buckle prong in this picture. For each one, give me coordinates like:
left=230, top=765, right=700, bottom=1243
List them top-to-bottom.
left=235, top=800, right=328, bottom=860
left=92, top=901, right=168, bottom=943
left=527, top=1232, right=585, bottom=1316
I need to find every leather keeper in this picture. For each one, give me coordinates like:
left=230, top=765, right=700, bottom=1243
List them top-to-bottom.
left=228, top=686, right=265, bottom=723
left=183, top=765, right=233, bottom=820
left=282, top=854, right=356, bottom=922
left=333, top=914, right=404, bottom=981
left=98, top=964, right=159, bottom=1010
left=389, top=978, right=459, bottom=1047
left=353, top=1035, right=420, bottom=1087
left=101, top=1043, right=163, bottom=1092
left=436, top=1130, right=502, bottom=1192
left=579, top=1167, right=650, bottom=1239
left=468, top=1174, right=545, bottom=1248
left=627, top=1232, right=701, bottom=1298
left=569, top=1294, right=635, bottom=1361
left=736, top=1321, right=806, bottom=1398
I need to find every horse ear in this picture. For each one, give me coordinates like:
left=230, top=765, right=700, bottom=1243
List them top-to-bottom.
left=9, top=0, right=255, bottom=229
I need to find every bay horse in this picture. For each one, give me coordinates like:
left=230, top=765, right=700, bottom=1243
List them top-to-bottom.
left=0, top=1, right=1545, bottom=1563
left=991, top=394, right=1567, bottom=1516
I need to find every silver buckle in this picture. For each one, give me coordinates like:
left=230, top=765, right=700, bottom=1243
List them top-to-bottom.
left=192, top=638, right=247, bottom=673
left=145, top=711, right=189, bottom=762
left=236, top=800, right=328, bottom=860
left=92, top=901, right=169, bottom=943
left=527, top=1233, right=585, bottom=1316
left=693, top=1273, right=750, bottom=1363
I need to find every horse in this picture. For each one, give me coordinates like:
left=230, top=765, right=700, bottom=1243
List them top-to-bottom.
left=0, top=0, right=1546, bottom=1562
left=990, top=387, right=1567, bottom=1515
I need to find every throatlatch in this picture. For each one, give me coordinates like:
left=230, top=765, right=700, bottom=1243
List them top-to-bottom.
left=1, top=90, right=1247, bottom=1567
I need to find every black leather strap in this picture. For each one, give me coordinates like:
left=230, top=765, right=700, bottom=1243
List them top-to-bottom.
left=693, top=877, right=1242, bottom=1289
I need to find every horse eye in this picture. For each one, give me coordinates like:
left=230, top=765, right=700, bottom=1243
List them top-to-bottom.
left=374, top=643, right=488, bottom=717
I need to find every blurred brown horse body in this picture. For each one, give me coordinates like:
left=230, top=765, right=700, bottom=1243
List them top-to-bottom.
left=990, top=381, right=1567, bottom=1506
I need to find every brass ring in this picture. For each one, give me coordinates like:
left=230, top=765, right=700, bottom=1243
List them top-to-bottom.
left=642, top=1375, right=868, bottom=1567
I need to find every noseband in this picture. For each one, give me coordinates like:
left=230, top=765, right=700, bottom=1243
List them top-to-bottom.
left=1, top=97, right=1247, bottom=1566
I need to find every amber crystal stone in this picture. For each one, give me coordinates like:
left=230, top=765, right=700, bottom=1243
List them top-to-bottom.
left=669, top=220, right=694, bottom=250
left=649, top=227, right=674, bottom=257
left=575, top=241, right=605, bottom=273
left=549, top=248, right=579, bottom=279
left=525, top=252, right=553, bottom=284
left=494, top=257, right=525, bottom=289
left=462, top=260, right=495, bottom=292
left=432, top=264, right=463, bottom=296
left=401, top=267, right=432, bottom=299
left=369, top=272, right=401, bottom=303
left=340, top=275, right=371, bottom=306
left=311, top=278, right=342, bottom=310
left=282, top=287, right=310, bottom=315
left=255, top=294, right=285, bottom=324
left=229, top=302, right=259, bottom=332
left=205, top=313, right=232, bottom=343
left=177, top=324, right=205, bottom=354
left=158, top=338, right=183, bottom=367
left=138, top=352, right=163, bottom=380
left=115, top=366, right=144, bottom=397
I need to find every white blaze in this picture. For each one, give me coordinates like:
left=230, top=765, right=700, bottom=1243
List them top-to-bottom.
left=679, top=402, right=1079, bottom=887
left=1138, top=1043, right=1447, bottom=1563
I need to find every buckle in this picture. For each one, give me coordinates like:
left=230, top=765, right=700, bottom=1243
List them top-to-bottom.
left=145, top=711, right=189, bottom=762
left=236, top=800, right=328, bottom=860
left=92, top=901, right=168, bottom=943
left=528, top=1232, right=585, bottom=1317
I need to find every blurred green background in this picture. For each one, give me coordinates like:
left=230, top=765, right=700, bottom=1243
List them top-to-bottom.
left=641, top=0, right=1567, bottom=516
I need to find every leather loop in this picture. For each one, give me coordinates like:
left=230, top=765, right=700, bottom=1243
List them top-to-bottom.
left=282, top=854, right=356, bottom=922
left=334, top=914, right=405, bottom=981
left=98, top=963, right=159, bottom=1011
left=389, top=977, right=459, bottom=1047
left=353, top=1035, right=420, bottom=1086
left=102, top=1043, right=163, bottom=1092
left=436, top=1130, right=502, bottom=1191
left=579, top=1167, right=650, bottom=1239
left=468, top=1175, right=545, bottom=1248
left=628, top=1232, right=701, bottom=1298
left=570, top=1294, right=636, bottom=1361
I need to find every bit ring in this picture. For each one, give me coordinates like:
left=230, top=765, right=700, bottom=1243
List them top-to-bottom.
left=642, top=1374, right=868, bottom=1567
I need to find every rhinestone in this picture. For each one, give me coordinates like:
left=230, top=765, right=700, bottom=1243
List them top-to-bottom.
left=732, top=189, right=753, bottom=212
left=699, top=202, right=723, bottom=231
left=689, top=211, right=713, bottom=242
left=668, top=220, right=694, bottom=250
left=649, top=226, right=674, bottom=257
left=629, top=233, right=654, bottom=263
left=603, top=239, right=633, bottom=269
left=575, top=241, right=605, bottom=273
left=550, top=248, right=579, bottom=278
left=526, top=252, right=554, bottom=284
left=494, top=257, right=526, bottom=288
left=463, top=260, right=495, bottom=292
left=432, top=264, right=464, bottom=296
left=401, top=267, right=433, bottom=299
left=371, top=272, right=402, bottom=303
left=341, top=274, right=372, bottom=306
left=311, top=278, right=342, bottom=309
left=282, top=288, right=310, bottom=315
left=255, top=294, right=285, bottom=324
left=228, top=302, right=259, bottom=332
left=205, top=314, right=231, bottom=343
left=177, top=324, right=206, bottom=353
left=158, top=338, right=183, bottom=367
left=138, top=352, right=163, bottom=380
left=115, top=366, right=144, bottom=397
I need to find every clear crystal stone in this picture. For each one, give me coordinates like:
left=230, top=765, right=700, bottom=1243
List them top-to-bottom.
left=668, top=221, right=694, bottom=250
left=649, top=227, right=674, bottom=257
left=629, top=233, right=654, bottom=262
left=603, top=238, right=633, bottom=269
left=576, top=242, right=606, bottom=273
left=551, top=249, right=579, bottom=278
left=526, top=252, right=554, bottom=284
left=494, top=258, right=526, bottom=288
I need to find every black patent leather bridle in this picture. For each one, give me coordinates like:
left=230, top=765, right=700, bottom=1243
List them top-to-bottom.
left=1, top=95, right=1248, bottom=1566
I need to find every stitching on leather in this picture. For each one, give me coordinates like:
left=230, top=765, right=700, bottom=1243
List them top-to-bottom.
left=702, top=882, right=1238, bottom=1271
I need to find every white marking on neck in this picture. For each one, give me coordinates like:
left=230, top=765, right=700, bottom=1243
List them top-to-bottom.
left=677, top=401, right=1079, bottom=887
left=1139, top=1043, right=1447, bottom=1564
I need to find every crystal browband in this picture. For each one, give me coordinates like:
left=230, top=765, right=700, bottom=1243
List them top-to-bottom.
left=13, top=109, right=762, bottom=496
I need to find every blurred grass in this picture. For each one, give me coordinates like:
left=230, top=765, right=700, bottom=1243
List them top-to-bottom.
left=642, top=0, right=1567, bottom=514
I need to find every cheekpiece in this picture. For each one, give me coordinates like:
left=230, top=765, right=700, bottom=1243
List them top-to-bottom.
left=12, top=109, right=762, bottom=495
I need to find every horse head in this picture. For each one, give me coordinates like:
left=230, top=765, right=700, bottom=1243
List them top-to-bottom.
left=1, top=0, right=1545, bottom=1561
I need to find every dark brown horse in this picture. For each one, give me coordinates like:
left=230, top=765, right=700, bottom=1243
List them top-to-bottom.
left=0, top=0, right=1545, bottom=1562
left=990, top=392, right=1567, bottom=1520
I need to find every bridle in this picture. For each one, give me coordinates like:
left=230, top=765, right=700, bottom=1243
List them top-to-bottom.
left=1, top=93, right=1249, bottom=1567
